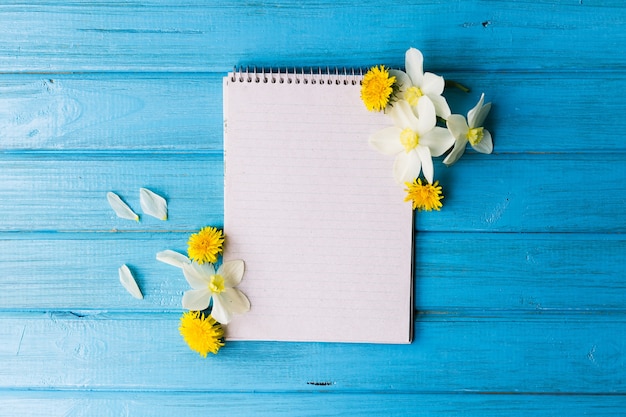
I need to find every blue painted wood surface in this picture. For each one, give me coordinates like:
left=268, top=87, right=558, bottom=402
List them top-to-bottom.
left=0, top=1, right=625, bottom=415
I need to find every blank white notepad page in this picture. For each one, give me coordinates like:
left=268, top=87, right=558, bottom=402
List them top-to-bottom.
left=223, top=72, right=413, bottom=343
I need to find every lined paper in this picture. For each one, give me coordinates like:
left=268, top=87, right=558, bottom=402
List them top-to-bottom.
left=223, top=73, right=413, bottom=343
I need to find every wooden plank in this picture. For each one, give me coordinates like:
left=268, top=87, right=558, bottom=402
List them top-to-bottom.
left=0, top=1, right=625, bottom=72
left=1, top=72, right=626, bottom=153
left=0, top=74, right=223, bottom=152
left=0, top=154, right=623, bottom=233
left=0, top=154, right=224, bottom=232
left=417, top=154, right=626, bottom=233
left=0, top=233, right=623, bottom=311
left=0, top=233, right=191, bottom=310
left=417, top=233, right=626, bottom=311
left=0, top=313, right=624, bottom=393
left=0, top=391, right=624, bottom=417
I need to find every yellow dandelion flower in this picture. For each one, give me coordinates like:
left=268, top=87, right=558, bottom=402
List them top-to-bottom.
left=360, top=65, right=396, bottom=112
left=404, top=178, right=444, bottom=211
left=187, top=226, right=224, bottom=264
left=179, top=311, right=225, bottom=357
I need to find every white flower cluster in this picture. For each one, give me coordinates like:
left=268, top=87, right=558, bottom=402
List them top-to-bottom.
left=368, top=48, right=493, bottom=185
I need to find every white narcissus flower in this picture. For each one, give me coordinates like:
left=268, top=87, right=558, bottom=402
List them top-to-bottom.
left=390, top=47, right=451, bottom=119
left=443, top=93, right=493, bottom=166
left=369, top=98, right=454, bottom=184
left=181, top=259, right=250, bottom=324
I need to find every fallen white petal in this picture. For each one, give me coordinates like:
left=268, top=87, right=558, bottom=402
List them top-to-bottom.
left=139, top=188, right=168, bottom=220
left=107, top=192, right=139, bottom=221
left=156, top=250, right=190, bottom=269
left=118, top=264, right=143, bottom=299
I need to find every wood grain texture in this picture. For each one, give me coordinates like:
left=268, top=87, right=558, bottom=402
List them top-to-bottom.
left=1, top=0, right=625, bottom=415
left=0, top=1, right=625, bottom=72
left=1, top=72, right=626, bottom=153
left=0, top=154, right=623, bottom=233
left=0, top=154, right=224, bottom=232
left=0, top=233, right=623, bottom=311
left=0, top=314, right=624, bottom=393
left=0, top=392, right=625, bottom=417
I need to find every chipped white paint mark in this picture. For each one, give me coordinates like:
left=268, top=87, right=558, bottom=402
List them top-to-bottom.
left=483, top=197, right=510, bottom=225
left=587, top=345, right=597, bottom=364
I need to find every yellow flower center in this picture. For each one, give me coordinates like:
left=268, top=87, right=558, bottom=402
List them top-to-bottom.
left=360, top=65, right=396, bottom=112
left=405, top=86, right=424, bottom=106
left=467, top=127, right=484, bottom=146
left=400, top=128, right=419, bottom=152
left=403, top=179, right=444, bottom=211
left=209, top=274, right=225, bottom=294
left=179, top=311, right=225, bottom=357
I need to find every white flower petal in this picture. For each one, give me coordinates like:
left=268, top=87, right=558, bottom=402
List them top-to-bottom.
left=405, top=47, right=424, bottom=86
left=388, top=69, right=410, bottom=93
left=421, top=72, right=445, bottom=95
left=427, top=93, right=452, bottom=119
left=468, top=93, right=491, bottom=128
left=415, top=97, right=436, bottom=134
left=389, top=100, right=420, bottom=131
left=475, top=102, right=492, bottom=128
left=446, top=114, right=470, bottom=140
left=421, top=126, right=455, bottom=157
left=369, top=127, right=404, bottom=156
left=472, top=129, right=493, bottom=154
left=443, top=137, right=469, bottom=166
left=416, top=146, right=434, bottom=184
left=393, top=150, right=421, bottom=184
left=139, top=188, right=168, bottom=220
left=107, top=192, right=139, bottom=221
left=156, top=250, right=190, bottom=269
left=218, top=259, right=245, bottom=288
left=182, top=261, right=214, bottom=290
left=118, top=264, right=143, bottom=299
left=182, top=288, right=212, bottom=311
left=212, top=288, right=251, bottom=324
left=223, top=288, right=251, bottom=315
left=211, top=296, right=232, bottom=324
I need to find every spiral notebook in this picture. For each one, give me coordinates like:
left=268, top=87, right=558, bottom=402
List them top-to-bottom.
left=223, top=69, right=414, bottom=344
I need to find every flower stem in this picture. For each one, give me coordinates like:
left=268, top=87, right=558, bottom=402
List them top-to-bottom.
left=445, top=80, right=471, bottom=93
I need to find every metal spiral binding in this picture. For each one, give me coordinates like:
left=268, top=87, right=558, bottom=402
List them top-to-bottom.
left=230, top=67, right=363, bottom=85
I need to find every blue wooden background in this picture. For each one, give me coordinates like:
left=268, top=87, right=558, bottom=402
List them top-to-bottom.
left=1, top=1, right=625, bottom=415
